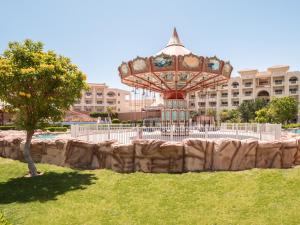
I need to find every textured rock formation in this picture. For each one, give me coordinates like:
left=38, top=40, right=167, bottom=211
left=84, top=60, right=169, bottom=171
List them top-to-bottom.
left=2, top=129, right=300, bottom=173
left=0, top=137, right=23, bottom=160
left=183, top=138, right=214, bottom=171
left=294, top=138, right=300, bottom=165
left=134, top=139, right=184, bottom=173
left=212, top=139, right=241, bottom=171
left=230, top=139, right=258, bottom=171
left=280, top=139, right=298, bottom=168
left=41, top=140, right=67, bottom=166
left=64, top=140, right=97, bottom=169
left=92, top=140, right=116, bottom=169
left=256, top=141, right=282, bottom=168
left=111, top=143, right=135, bottom=173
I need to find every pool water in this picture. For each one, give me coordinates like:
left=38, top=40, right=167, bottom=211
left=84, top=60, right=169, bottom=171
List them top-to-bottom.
left=292, top=129, right=300, bottom=134
left=34, top=133, right=59, bottom=140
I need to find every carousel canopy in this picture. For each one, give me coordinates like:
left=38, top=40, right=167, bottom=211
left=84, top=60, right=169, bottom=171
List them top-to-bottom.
left=118, top=28, right=233, bottom=99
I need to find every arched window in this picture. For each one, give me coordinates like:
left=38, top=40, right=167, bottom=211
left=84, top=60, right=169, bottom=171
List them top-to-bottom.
left=289, top=77, right=298, bottom=83
left=232, top=82, right=239, bottom=88
left=107, top=91, right=116, bottom=97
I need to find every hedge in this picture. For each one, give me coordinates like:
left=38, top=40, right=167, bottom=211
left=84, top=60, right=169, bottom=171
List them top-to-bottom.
left=0, top=125, right=15, bottom=130
left=43, top=127, right=68, bottom=132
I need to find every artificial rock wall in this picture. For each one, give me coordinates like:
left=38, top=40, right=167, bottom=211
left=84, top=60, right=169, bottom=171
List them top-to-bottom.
left=1, top=136, right=300, bottom=173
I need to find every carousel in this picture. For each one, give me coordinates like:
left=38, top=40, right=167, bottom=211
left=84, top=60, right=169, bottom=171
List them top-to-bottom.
left=118, top=28, right=233, bottom=135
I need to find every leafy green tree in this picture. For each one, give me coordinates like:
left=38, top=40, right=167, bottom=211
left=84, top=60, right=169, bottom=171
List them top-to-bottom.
left=0, top=40, right=87, bottom=176
left=268, top=97, right=298, bottom=124
left=238, top=99, right=268, bottom=122
left=255, top=108, right=271, bottom=123
left=219, top=109, right=241, bottom=123
left=228, top=109, right=241, bottom=123
left=219, top=110, right=229, bottom=122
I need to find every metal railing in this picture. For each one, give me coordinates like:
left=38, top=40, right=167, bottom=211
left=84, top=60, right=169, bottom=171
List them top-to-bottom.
left=70, top=123, right=282, bottom=144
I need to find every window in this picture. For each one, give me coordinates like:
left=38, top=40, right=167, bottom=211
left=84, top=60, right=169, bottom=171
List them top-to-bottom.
left=289, top=77, right=298, bottom=83
left=274, top=80, right=283, bottom=85
left=232, top=82, right=239, bottom=88
left=244, top=82, right=252, bottom=87
left=290, top=88, right=298, bottom=94
left=275, top=89, right=283, bottom=95
left=107, top=91, right=116, bottom=97
left=244, top=91, right=252, bottom=96
left=85, top=92, right=92, bottom=96
left=232, top=92, right=239, bottom=97
left=118, top=93, right=120, bottom=96
left=221, top=93, right=228, bottom=97
left=85, top=100, right=92, bottom=104
left=97, top=101, right=103, bottom=104
left=118, top=101, right=120, bottom=104
left=232, top=101, right=239, bottom=106
left=209, top=102, right=216, bottom=107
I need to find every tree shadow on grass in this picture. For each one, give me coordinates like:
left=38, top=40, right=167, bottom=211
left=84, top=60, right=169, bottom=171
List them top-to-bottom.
left=0, top=171, right=97, bottom=204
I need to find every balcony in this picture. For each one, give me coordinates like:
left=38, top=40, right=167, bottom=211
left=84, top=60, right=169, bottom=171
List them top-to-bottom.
left=274, top=80, right=283, bottom=86
left=243, top=83, right=252, bottom=88
left=289, top=89, right=298, bottom=95
left=274, top=90, right=283, bottom=95
left=85, top=92, right=92, bottom=98
left=232, top=92, right=239, bottom=97
left=244, top=92, right=252, bottom=97
left=96, top=93, right=103, bottom=98
left=221, top=93, right=228, bottom=98
left=107, top=101, right=116, bottom=105
left=198, top=102, right=206, bottom=107
left=209, top=102, right=216, bottom=107
left=221, top=102, right=228, bottom=107
left=232, top=102, right=239, bottom=107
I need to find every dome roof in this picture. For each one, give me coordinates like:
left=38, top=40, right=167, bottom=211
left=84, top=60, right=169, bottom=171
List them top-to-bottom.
left=156, top=28, right=191, bottom=56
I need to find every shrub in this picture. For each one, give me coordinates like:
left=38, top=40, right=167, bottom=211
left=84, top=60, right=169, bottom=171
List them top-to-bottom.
left=90, top=112, right=108, bottom=118
left=111, top=118, right=121, bottom=124
left=282, top=123, right=300, bottom=129
left=0, top=125, right=15, bottom=130
left=43, top=127, right=67, bottom=132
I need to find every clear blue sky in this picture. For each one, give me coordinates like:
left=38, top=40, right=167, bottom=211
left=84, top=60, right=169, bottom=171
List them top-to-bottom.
left=1, top=0, right=300, bottom=90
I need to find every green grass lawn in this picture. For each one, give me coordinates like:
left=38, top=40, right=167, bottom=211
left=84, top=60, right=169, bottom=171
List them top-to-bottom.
left=1, top=157, right=300, bottom=225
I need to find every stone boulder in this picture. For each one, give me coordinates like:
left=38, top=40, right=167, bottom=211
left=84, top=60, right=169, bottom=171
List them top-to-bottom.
left=0, top=137, right=23, bottom=160
left=183, top=138, right=214, bottom=171
left=294, top=138, right=300, bottom=166
left=134, top=139, right=184, bottom=173
left=212, top=139, right=241, bottom=171
left=230, top=139, right=258, bottom=171
left=280, top=139, right=298, bottom=168
left=21, top=140, right=47, bottom=163
left=41, top=140, right=67, bottom=166
left=64, top=140, right=97, bottom=169
left=92, top=140, right=116, bottom=169
left=256, top=141, right=282, bottom=168
left=111, top=143, right=134, bottom=173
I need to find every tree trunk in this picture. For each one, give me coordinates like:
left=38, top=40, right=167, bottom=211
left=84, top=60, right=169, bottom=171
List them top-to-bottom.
left=23, top=130, right=38, bottom=177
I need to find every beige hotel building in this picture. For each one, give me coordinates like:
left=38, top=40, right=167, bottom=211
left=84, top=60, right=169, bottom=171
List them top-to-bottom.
left=186, top=65, right=300, bottom=117
left=72, top=66, right=300, bottom=120
left=71, top=83, right=131, bottom=113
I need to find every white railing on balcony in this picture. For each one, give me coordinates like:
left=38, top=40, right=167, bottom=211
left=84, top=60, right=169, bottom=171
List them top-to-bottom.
left=70, top=123, right=281, bottom=144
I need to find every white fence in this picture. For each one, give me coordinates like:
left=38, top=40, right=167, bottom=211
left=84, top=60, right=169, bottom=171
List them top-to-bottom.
left=70, top=123, right=282, bottom=144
